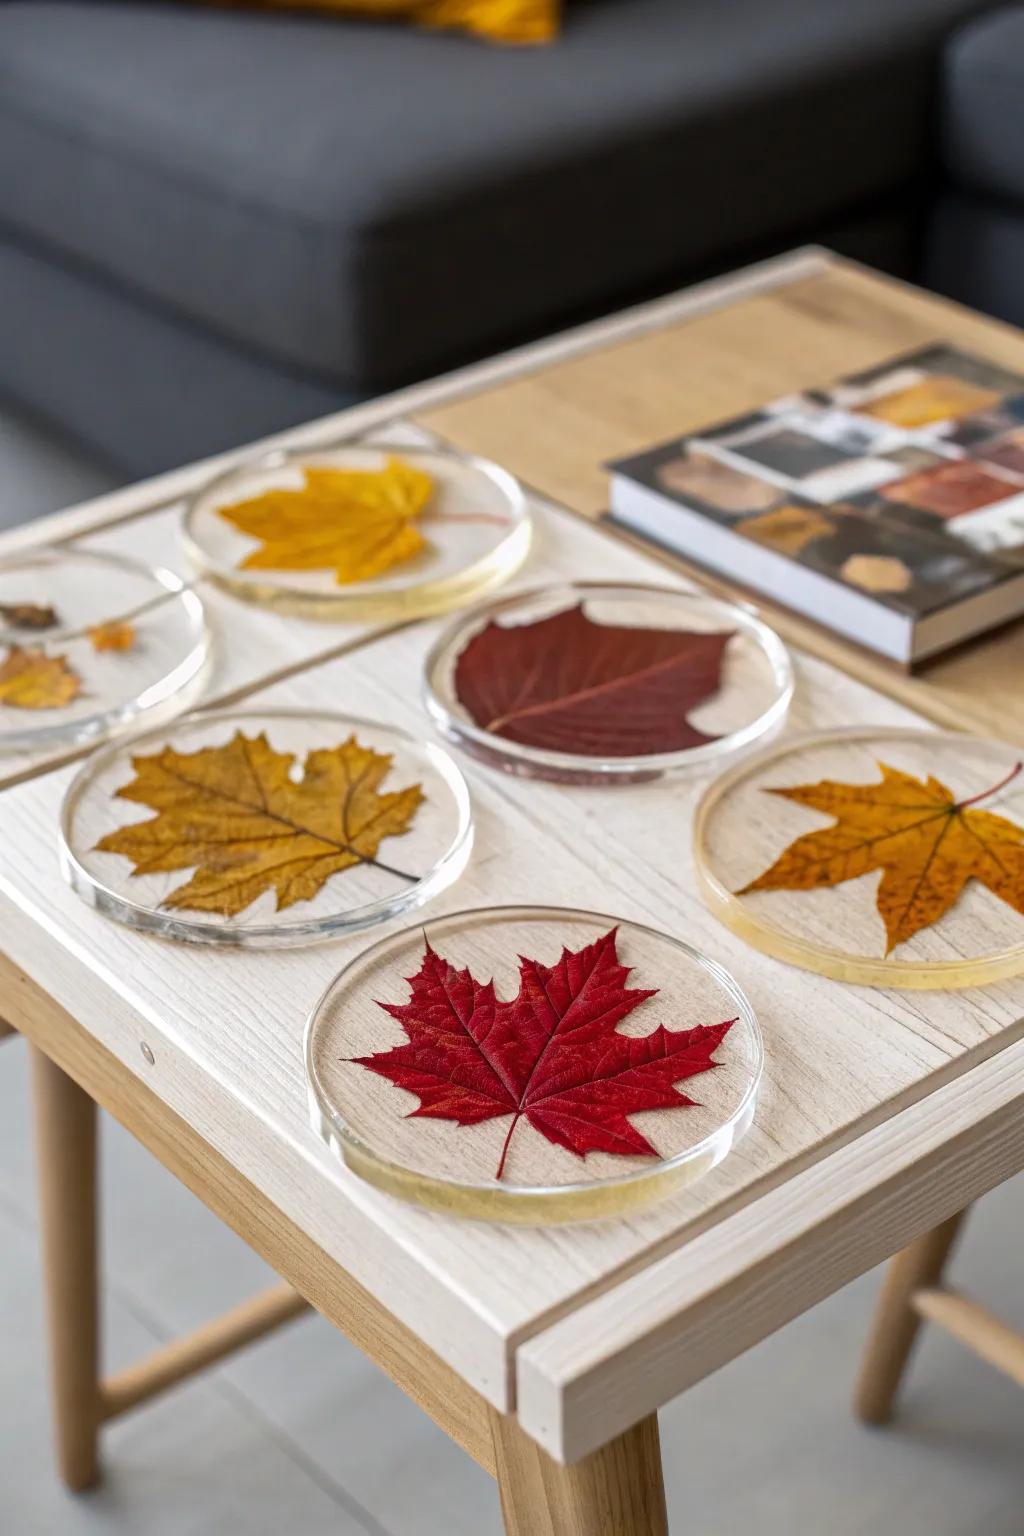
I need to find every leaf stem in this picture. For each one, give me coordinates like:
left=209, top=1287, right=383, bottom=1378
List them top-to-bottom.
left=957, top=760, right=1023, bottom=810
left=360, top=853, right=418, bottom=884
left=495, top=1113, right=520, bottom=1182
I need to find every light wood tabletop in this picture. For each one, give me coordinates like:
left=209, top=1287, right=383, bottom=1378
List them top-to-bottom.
left=2, top=249, right=1023, bottom=1527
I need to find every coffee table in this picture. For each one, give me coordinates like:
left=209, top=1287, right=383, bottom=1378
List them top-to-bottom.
left=2, top=247, right=1023, bottom=1534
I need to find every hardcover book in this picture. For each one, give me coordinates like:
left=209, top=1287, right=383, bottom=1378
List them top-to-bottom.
left=607, top=344, right=1024, bottom=662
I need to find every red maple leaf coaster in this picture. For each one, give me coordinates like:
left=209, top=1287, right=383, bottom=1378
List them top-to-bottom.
left=351, top=927, right=734, bottom=1181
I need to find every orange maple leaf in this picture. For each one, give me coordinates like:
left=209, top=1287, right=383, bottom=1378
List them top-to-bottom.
left=217, top=456, right=434, bottom=586
left=0, top=646, right=81, bottom=709
left=739, top=759, right=1024, bottom=952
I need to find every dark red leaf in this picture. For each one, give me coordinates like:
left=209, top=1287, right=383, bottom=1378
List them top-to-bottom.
left=453, top=603, right=732, bottom=756
left=352, top=927, right=735, bottom=1180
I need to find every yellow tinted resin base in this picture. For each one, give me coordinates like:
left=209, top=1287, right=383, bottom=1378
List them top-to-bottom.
left=695, top=727, right=1024, bottom=989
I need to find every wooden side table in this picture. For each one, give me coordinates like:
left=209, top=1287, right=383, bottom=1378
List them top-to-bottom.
left=2, top=249, right=1023, bottom=1534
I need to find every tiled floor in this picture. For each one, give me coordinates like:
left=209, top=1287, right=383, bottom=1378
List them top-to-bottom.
left=1, top=409, right=1022, bottom=1534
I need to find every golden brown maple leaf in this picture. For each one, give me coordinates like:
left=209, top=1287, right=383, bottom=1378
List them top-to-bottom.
left=218, top=457, right=434, bottom=586
left=90, top=620, right=136, bottom=653
left=0, top=645, right=81, bottom=709
left=95, top=730, right=424, bottom=917
left=739, top=760, right=1024, bottom=952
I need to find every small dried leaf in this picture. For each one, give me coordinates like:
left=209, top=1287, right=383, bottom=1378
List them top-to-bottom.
left=218, top=457, right=434, bottom=586
left=0, top=601, right=59, bottom=631
left=90, top=621, right=137, bottom=653
left=0, top=646, right=81, bottom=709
left=95, top=729, right=424, bottom=917
left=740, top=759, right=1024, bottom=952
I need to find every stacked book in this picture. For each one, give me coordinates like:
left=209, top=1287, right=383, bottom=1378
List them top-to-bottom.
left=608, top=344, right=1024, bottom=663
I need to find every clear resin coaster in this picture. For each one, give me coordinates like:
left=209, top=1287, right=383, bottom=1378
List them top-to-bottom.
left=182, top=441, right=531, bottom=620
left=0, top=548, right=208, bottom=754
left=423, top=582, right=793, bottom=782
left=61, top=708, right=473, bottom=947
left=695, top=726, right=1024, bottom=989
left=305, top=906, right=762, bottom=1223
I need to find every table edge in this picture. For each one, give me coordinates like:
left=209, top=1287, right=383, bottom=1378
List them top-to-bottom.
left=515, top=1031, right=1024, bottom=1461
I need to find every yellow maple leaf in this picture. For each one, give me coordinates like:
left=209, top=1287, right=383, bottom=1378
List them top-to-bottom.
left=218, top=456, right=434, bottom=585
left=90, top=620, right=136, bottom=653
left=0, top=645, right=81, bottom=709
left=95, top=730, right=424, bottom=917
left=740, top=760, right=1024, bottom=952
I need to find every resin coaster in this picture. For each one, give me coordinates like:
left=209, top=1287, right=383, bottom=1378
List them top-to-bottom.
left=182, top=441, right=531, bottom=620
left=0, top=548, right=208, bottom=754
left=423, top=582, right=793, bottom=783
left=61, top=709, right=472, bottom=947
left=695, top=726, right=1024, bottom=989
left=305, top=906, right=762, bottom=1223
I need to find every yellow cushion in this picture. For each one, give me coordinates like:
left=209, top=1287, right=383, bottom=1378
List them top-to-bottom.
left=223, top=0, right=560, bottom=44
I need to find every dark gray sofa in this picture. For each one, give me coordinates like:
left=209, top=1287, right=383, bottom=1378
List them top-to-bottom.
left=0, top=0, right=1010, bottom=477
left=927, top=6, right=1024, bottom=329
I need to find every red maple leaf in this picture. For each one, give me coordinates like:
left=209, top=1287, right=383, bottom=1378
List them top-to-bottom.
left=453, top=603, right=733, bottom=756
left=351, top=927, right=735, bottom=1181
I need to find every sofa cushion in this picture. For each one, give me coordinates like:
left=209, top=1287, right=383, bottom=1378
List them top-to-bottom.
left=0, top=0, right=992, bottom=391
left=210, top=0, right=559, bottom=45
left=941, top=7, right=1024, bottom=208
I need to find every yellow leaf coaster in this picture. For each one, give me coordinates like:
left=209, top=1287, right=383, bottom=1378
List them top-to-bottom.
left=183, top=443, right=531, bottom=621
left=218, top=457, right=434, bottom=586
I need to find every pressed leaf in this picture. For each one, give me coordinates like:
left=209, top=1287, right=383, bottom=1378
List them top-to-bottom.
left=218, top=457, right=434, bottom=586
left=0, top=601, right=59, bottom=631
left=453, top=603, right=732, bottom=757
left=90, top=620, right=137, bottom=653
left=0, top=646, right=81, bottom=709
left=95, top=730, right=424, bottom=917
left=740, top=759, right=1024, bottom=953
left=353, top=926, right=734, bottom=1181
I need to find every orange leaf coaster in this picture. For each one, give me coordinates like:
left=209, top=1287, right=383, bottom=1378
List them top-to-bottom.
left=694, top=728, right=1024, bottom=989
left=740, top=760, right=1024, bottom=953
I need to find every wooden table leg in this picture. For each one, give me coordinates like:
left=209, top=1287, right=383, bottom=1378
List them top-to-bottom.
left=29, top=1046, right=101, bottom=1489
left=854, top=1208, right=967, bottom=1426
left=489, top=1407, right=668, bottom=1536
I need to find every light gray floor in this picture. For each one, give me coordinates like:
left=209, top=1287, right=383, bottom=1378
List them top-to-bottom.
left=1, top=410, right=1022, bottom=1534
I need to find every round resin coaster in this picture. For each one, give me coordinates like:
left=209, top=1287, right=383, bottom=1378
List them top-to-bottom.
left=182, top=441, right=531, bottom=620
left=0, top=548, right=208, bottom=754
left=423, top=582, right=793, bottom=783
left=61, top=709, right=473, bottom=947
left=695, top=727, right=1024, bottom=989
left=305, top=906, right=762, bottom=1223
